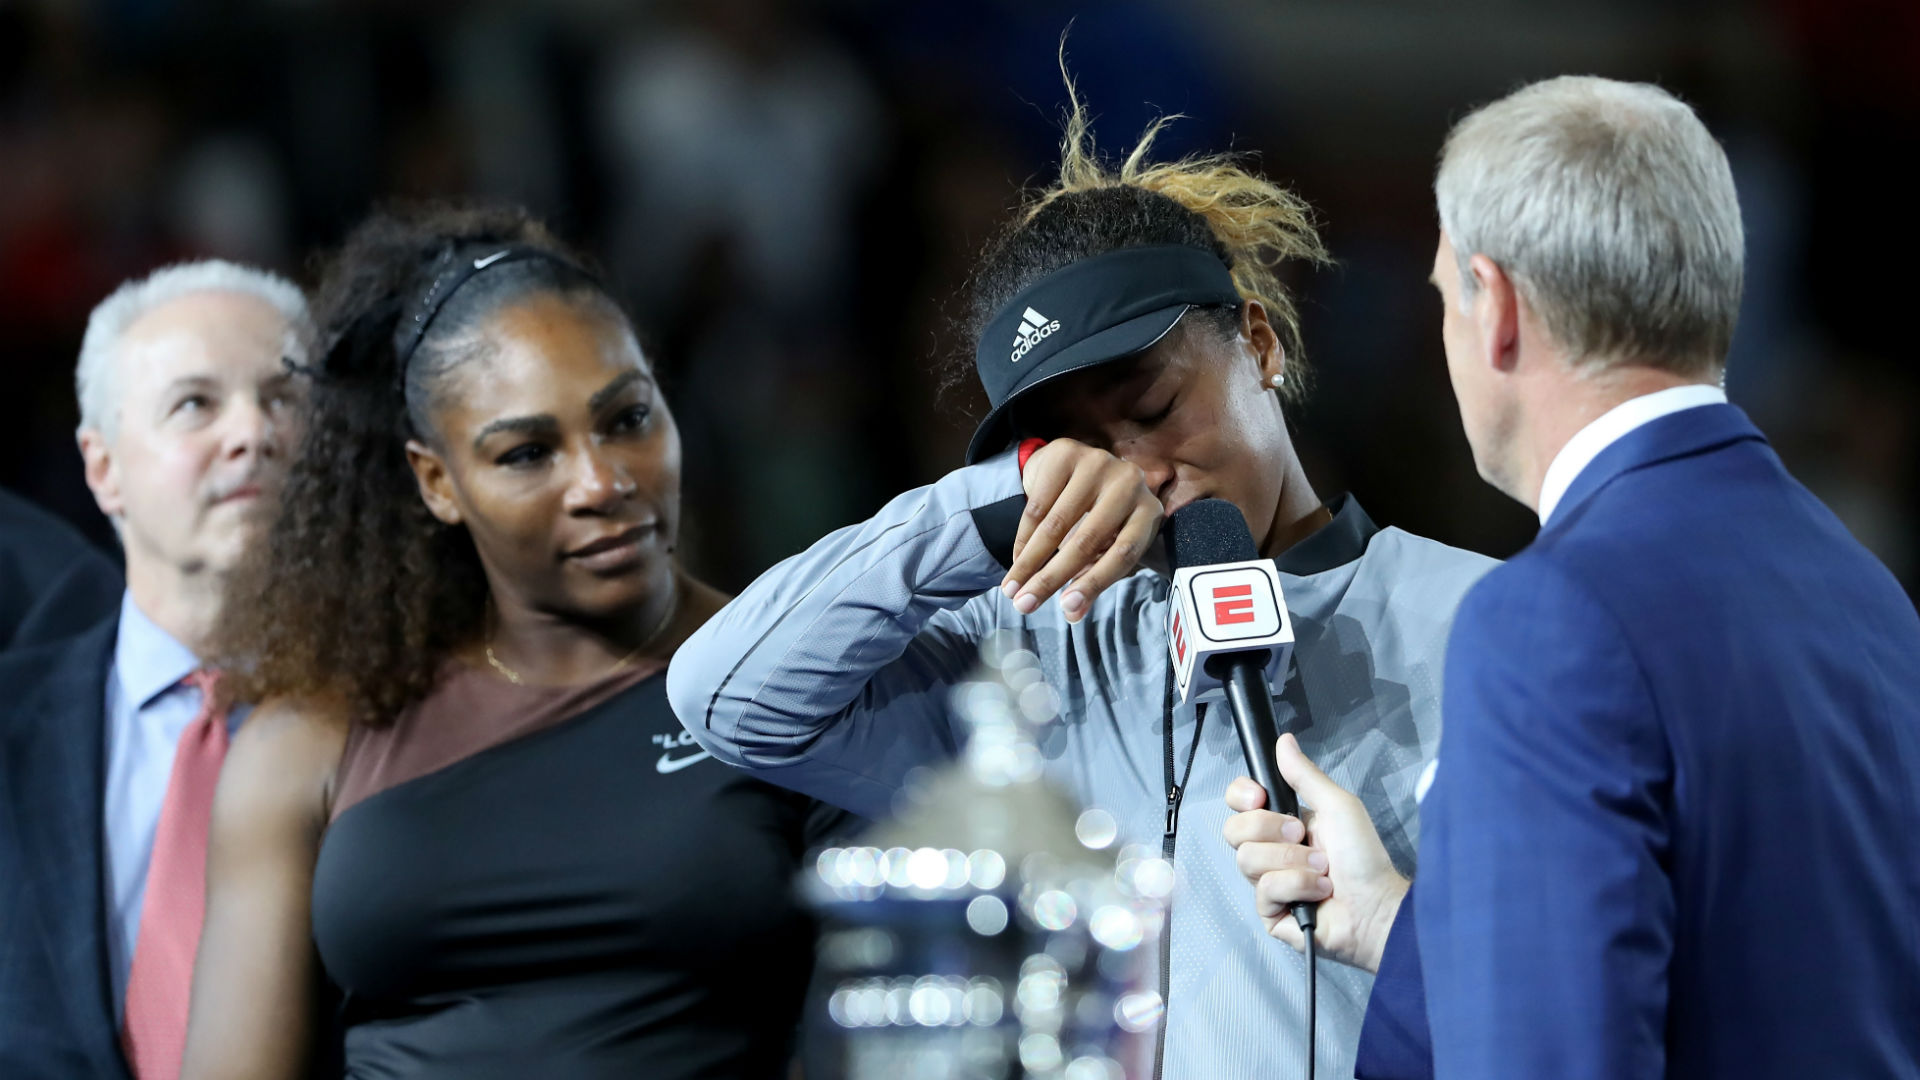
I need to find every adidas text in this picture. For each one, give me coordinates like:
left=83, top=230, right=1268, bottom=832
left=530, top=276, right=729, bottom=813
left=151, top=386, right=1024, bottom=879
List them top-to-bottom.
left=1010, top=307, right=1062, bottom=363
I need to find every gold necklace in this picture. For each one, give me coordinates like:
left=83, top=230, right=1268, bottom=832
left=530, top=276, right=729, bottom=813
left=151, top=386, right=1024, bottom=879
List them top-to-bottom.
left=485, top=581, right=679, bottom=686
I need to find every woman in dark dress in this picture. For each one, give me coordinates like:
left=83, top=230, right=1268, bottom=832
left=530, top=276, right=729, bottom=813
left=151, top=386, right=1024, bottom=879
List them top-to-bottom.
left=183, top=204, right=847, bottom=1079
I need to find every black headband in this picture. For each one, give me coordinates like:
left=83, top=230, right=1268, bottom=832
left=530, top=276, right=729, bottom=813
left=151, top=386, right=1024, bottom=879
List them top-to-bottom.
left=392, top=243, right=592, bottom=372
left=966, top=244, right=1243, bottom=464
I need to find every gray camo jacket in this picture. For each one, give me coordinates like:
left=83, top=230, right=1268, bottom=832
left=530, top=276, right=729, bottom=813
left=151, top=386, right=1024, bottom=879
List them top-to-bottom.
left=667, top=449, right=1496, bottom=1079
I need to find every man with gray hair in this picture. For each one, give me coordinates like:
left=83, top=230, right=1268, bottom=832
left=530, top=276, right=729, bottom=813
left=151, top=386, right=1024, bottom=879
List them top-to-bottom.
left=1225, top=76, right=1920, bottom=1078
left=0, top=260, right=308, bottom=1080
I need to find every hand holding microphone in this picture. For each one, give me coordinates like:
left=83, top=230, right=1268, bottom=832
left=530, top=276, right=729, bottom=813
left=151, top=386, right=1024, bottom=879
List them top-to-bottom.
left=1223, top=734, right=1410, bottom=973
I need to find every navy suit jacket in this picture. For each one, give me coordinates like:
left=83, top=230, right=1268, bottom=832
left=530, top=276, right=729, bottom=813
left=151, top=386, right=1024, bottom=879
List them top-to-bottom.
left=1357, top=403, right=1920, bottom=1079
left=0, top=487, right=121, bottom=652
left=0, top=617, right=136, bottom=1079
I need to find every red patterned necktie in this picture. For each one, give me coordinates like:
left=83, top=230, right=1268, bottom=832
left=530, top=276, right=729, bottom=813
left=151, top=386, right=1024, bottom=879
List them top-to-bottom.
left=121, top=668, right=230, bottom=1080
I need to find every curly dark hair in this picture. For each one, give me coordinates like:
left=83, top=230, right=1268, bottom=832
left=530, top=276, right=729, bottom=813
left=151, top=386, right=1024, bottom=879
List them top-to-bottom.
left=946, top=69, right=1330, bottom=403
left=216, top=201, right=624, bottom=724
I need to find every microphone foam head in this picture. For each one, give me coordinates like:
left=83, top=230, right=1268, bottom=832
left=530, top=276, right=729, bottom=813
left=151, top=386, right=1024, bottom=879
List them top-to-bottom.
left=1165, top=498, right=1258, bottom=570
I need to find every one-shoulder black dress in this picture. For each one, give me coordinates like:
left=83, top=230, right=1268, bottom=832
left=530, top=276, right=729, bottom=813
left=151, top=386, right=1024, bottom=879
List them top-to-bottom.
left=311, top=662, right=850, bottom=1079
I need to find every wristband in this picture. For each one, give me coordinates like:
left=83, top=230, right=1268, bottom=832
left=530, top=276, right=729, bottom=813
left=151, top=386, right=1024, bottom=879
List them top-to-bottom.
left=1017, top=437, right=1047, bottom=475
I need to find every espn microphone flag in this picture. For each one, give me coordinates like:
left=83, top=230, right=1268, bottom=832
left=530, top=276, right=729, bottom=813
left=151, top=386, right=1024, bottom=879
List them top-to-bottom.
left=1168, top=558, right=1293, bottom=704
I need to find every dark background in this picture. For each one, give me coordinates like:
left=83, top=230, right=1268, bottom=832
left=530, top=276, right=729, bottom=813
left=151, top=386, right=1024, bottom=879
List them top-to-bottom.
left=4, top=0, right=1914, bottom=596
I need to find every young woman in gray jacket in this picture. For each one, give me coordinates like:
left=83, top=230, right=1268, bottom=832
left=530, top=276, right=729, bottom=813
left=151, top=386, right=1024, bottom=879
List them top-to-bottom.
left=667, top=96, right=1495, bottom=1080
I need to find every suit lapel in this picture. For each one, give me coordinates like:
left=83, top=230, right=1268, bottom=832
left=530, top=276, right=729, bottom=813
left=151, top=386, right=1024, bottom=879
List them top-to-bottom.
left=1548, top=403, right=1767, bottom=533
left=7, top=618, right=132, bottom=1078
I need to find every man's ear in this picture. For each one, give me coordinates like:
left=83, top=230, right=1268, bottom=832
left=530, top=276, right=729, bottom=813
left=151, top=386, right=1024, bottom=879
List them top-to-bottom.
left=1468, top=254, right=1521, bottom=375
left=1242, top=299, right=1287, bottom=388
left=78, top=429, right=124, bottom=521
left=405, top=439, right=463, bottom=526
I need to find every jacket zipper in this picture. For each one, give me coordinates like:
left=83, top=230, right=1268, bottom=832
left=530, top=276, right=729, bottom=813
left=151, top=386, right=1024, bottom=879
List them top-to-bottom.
left=1152, top=658, right=1206, bottom=1080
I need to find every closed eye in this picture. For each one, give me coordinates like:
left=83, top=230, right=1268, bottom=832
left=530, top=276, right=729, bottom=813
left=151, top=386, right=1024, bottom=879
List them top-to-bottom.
left=1132, top=397, right=1176, bottom=427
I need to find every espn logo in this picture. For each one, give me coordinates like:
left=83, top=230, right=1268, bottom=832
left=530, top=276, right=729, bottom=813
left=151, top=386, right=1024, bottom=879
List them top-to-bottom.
left=1166, top=558, right=1294, bottom=705
left=1194, top=568, right=1282, bottom=640
left=1212, top=584, right=1256, bottom=625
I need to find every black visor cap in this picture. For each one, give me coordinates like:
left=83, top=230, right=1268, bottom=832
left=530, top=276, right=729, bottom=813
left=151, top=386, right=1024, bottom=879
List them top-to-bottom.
left=965, top=244, right=1243, bottom=464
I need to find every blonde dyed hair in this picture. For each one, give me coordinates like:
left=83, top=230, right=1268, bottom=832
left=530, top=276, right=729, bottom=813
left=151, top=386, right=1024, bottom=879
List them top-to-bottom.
left=994, top=72, right=1330, bottom=399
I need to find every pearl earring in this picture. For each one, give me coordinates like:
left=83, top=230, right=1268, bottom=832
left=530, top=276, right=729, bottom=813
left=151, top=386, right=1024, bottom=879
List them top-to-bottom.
left=1268, top=374, right=1285, bottom=390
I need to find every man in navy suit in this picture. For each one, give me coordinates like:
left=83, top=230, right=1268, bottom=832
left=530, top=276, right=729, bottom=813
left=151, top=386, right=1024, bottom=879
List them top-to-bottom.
left=1224, top=76, right=1920, bottom=1079
left=0, top=261, right=306, bottom=1079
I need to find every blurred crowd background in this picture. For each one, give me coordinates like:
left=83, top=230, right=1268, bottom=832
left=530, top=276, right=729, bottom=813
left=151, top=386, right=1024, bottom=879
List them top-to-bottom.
left=3, top=0, right=1914, bottom=596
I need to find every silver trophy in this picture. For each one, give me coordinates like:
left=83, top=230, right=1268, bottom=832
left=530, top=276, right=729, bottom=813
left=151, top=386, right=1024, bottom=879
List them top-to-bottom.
left=806, top=631, right=1172, bottom=1079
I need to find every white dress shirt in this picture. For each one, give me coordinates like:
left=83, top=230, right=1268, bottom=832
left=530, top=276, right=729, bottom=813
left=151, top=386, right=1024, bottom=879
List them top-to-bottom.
left=1536, top=383, right=1729, bottom=525
left=100, top=592, right=248, bottom=1020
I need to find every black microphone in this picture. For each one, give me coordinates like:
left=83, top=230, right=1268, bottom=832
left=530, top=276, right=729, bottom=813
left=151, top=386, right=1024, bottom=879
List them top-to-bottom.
left=1164, top=499, right=1316, bottom=934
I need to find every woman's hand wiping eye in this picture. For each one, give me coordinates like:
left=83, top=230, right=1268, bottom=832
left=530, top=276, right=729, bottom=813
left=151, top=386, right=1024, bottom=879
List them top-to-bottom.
left=1002, top=438, right=1163, bottom=623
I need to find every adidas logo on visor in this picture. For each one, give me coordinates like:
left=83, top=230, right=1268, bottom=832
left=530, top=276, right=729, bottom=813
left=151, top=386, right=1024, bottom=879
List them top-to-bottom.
left=1010, top=307, right=1062, bottom=363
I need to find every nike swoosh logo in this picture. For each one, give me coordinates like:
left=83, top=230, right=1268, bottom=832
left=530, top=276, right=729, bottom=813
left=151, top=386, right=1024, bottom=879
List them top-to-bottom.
left=472, top=250, right=510, bottom=270
left=655, top=749, right=713, bottom=774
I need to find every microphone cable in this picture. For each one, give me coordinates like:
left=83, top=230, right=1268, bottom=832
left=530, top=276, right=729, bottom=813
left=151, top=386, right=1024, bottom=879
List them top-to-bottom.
left=1303, top=922, right=1317, bottom=1078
